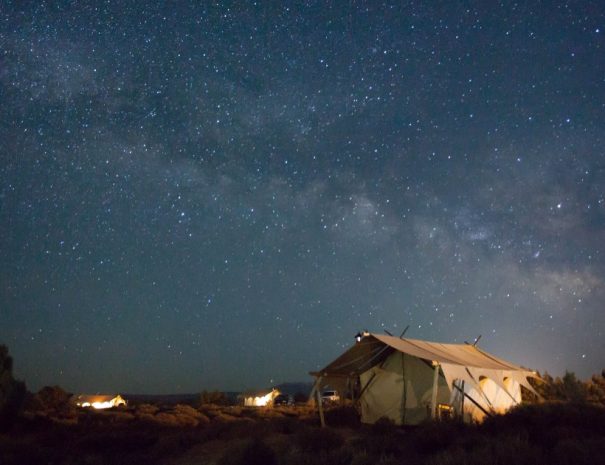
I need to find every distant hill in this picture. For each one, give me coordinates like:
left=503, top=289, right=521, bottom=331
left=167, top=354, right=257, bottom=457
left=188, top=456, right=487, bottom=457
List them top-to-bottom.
left=275, top=382, right=313, bottom=396
left=122, top=384, right=312, bottom=405
left=123, top=392, right=240, bottom=405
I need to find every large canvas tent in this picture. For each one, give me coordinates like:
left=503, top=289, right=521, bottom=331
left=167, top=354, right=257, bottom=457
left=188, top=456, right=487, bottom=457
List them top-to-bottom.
left=310, top=333, right=538, bottom=424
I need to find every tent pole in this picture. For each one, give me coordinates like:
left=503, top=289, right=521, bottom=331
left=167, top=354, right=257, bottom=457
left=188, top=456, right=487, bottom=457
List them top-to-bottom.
left=400, top=352, right=407, bottom=425
left=430, top=362, right=440, bottom=420
left=356, top=372, right=376, bottom=403
left=347, top=376, right=353, bottom=404
left=308, top=377, right=319, bottom=405
left=316, top=379, right=326, bottom=428
left=460, top=380, right=465, bottom=422
left=453, top=382, right=492, bottom=418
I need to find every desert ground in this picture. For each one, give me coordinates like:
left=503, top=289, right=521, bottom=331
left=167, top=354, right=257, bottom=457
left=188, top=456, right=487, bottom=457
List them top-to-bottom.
left=2, top=397, right=605, bottom=465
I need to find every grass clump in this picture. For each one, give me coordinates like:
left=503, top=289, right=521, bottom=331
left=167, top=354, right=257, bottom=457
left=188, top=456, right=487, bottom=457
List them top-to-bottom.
left=218, top=438, right=277, bottom=465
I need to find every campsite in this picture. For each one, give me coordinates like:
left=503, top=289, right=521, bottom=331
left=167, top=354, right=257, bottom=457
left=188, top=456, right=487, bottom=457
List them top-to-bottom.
left=3, top=0, right=605, bottom=463
left=2, top=338, right=605, bottom=465
left=1, top=389, right=605, bottom=465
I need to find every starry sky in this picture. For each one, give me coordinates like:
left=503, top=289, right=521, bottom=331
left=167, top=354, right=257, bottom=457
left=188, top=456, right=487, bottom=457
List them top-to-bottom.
left=1, top=1, right=604, bottom=394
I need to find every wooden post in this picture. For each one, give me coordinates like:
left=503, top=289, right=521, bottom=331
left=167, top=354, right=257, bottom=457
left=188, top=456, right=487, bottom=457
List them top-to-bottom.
left=430, top=362, right=440, bottom=420
left=346, top=376, right=352, bottom=404
left=308, top=377, right=319, bottom=405
left=316, top=381, right=326, bottom=428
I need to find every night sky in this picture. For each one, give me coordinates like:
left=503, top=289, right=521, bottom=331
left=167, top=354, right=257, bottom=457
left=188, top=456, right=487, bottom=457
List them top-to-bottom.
left=1, top=2, right=604, bottom=394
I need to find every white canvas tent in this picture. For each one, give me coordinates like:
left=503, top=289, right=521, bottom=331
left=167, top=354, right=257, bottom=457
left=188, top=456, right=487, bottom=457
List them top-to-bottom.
left=310, top=333, right=538, bottom=424
left=240, top=388, right=280, bottom=407
left=73, top=394, right=127, bottom=409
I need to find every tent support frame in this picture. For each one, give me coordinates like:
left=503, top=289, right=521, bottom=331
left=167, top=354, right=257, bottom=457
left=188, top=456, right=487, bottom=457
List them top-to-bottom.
left=430, top=362, right=440, bottom=419
left=308, top=375, right=326, bottom=427
left=452, top=382, right=492, bottom=418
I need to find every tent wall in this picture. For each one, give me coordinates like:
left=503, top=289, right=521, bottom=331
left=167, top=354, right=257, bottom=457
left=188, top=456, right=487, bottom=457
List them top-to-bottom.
left=359, top=352, right=450, bottom=425
left=461, top=377, right=521, bottom=422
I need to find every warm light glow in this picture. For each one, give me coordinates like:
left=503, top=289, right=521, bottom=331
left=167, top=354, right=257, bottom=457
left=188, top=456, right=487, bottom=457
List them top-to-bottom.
left=243, top=389, right=280, bottom=407
left=252, top=392, right=274, bottom=407
left=76, top=396, right=126, bottom=409
left=90, top=401, right=116, bottom=409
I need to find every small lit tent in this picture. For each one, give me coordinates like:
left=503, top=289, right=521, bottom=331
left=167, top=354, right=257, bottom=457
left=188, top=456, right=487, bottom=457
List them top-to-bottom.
left=310, top=333, right=538, bottom=424
left=240, top=388, right=280, bottom=407
left=74, top=394, right=127, bottom=409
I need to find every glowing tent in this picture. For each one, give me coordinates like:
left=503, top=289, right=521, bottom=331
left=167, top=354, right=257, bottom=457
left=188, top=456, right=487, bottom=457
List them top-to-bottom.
left=310, top=333, right=538, bottom=424
left=240, top=388, right=280, bottom=407
left=74, top=394, right=127, bottom=409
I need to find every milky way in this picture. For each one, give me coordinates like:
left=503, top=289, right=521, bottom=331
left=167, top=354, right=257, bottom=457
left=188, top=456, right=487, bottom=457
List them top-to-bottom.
left=1, top=2, right=604, bottom=393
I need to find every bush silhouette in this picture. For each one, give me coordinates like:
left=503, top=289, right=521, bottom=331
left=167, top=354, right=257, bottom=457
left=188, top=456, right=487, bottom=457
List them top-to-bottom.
left=0, top=344, right=27, bottom=430
left=199, top=390, right=230, bottom=406
left=218, top=438, right=277, bottom=465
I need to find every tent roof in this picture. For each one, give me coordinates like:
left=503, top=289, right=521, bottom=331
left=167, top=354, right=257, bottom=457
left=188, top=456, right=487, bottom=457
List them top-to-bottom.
left=313, top=333, right=530, bottom=376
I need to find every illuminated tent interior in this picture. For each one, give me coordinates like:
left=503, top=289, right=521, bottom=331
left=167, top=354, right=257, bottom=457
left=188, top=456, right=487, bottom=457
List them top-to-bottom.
left=310, top=333, right=538, bottom=425
left=240, top=388, right=281, bottom=407
left=74, top=394, right=127, bottom=409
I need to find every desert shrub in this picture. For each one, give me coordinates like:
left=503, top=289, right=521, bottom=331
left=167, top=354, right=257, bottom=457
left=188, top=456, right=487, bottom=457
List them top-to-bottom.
left=532, top=371, right=603, bottom=404
left=559, top=372, right=590, bottom=402
left=587, top=374, right=605, bottom=405
left=26, top=385, right=72, bottom=412
left=199, top=390, right=230, bottom=406
left=482, top=402, right=605, bottom=445
left=135, top=403, right=159, bottom=415
left=169, top=404, right=210, bottom=425
left=199, top=405, right=221, bottom=418
left=324, top=405, right=360, bottom=428
left=227, top=406, right=244, bottom=417
left=255, top=408, right=285, bottom=419
left=104, top=411, right=135, bottom=423
left=148, top=411, right=201, bottom=427
left=135, top=412, right=157, bottom=424
left=152, top=412, right=181, bottom=427
left=213, top=412, right=239, bottom=423
left=173, top=413, right=200, bottom=427
left=270, top=416, right=303, bottom=434
left=348, top=416, right=409, bottom=458
left=371, top=416, right=397, bottom=435
left=410, top=420, right=467, bottom=454
left=295, top=426, right=344, bottom=452
left=350, top=428, right=404, bottom=457
left=76, top=430, right=159, bottom=455
left=150, top=430, right=207, bottom=459
left=427, top=435, right=542, bottom=465
left=550, top=437, right=605, bottom=465
left=218, top=438, right=277, bottom=465
left=0, top=444, right=64, bottom=465
left=279, top=446, right=352, bottom=465
left=349, top=451, right=375, bottom=465
left=60, top=453, right=106, bottom=465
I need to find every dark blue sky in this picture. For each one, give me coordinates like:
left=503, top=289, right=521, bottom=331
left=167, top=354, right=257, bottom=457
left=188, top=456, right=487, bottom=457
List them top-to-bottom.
left=1, top=1, right=604, bottom=393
